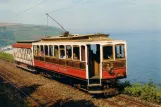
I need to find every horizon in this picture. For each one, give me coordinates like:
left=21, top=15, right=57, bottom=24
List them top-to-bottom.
left=0, top=0, right=161, bottom=33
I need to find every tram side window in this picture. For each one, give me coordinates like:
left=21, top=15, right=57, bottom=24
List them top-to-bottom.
left=40, top=45, right=44, bottom=56
left=45, top=45, right=48, bottom=56
left=49, top=45, right=54, bottom=56
left=54, top=45, right=59, bottom=58
left=60, top=45, right=65, bottom=59
left=66, top=45, right=72, bottom=59
left=115, top=45, right=125, bottom=59
left=33, top=46, right=37, bottom=55
left=37, top=46, right=40, bottom=56
left=73, top=46, right=80, bottom=60
left=81, top=46, right=85, bottom=61
left=103, top=46, right=113, bottom=60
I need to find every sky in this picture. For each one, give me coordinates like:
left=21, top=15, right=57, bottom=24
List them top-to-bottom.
left=0, top=0, right=161, bottom=33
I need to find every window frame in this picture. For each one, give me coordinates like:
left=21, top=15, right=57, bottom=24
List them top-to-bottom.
left=102, top=44, right=114, bottom=62
left=115, top=44, right=126, bottom=60
left=33, top=45, right=37, bottom=56
left=37, top=45, right=40, bottom=56
left=40, top=45, right=44, bottom=56
left=44, top=45, right=49, bottom=56
left=49, top=45, right=54, bottom=57
left=54, top=45, right=59, bottom=58
left=59, top=45, right=66, bottom=59
left=66, top=45, right=72, bottom=60
left=73, top=45, right=80, bottom=61
left=81, top=45, right=86, bottom=62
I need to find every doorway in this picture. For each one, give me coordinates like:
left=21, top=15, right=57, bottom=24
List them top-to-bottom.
left=87, top=44, right=100, bottom=78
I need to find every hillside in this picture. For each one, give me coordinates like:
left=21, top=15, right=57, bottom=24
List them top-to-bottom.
left=0, top=23, right=63, bottom=47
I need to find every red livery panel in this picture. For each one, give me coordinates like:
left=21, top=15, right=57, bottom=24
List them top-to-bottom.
left=12, top=43, right=32, bottom=48
left=34, top=60, right=86, bottom=79
left=102, top=68, right=126, bottom=79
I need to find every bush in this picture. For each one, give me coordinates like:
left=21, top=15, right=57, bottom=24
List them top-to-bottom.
left=0, top=52, right=14, bottom=62
left=123, top=80, right=161, bottom=103
left=141, top=81, right=157, bottom=101
left=124, top=83, right=142, bottom=97
left=156, top=84, right=161, bottom=103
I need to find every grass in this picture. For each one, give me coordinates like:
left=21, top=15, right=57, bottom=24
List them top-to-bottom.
left=0, top=52, right=14, bottom=62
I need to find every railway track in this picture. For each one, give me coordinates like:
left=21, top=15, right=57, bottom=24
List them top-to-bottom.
left=0, top=66, right=159, bottom=107
left=0, top=68, right=56, bottom=107
left=102, top=95, right=155, bottom=107
left=116, top=95, right=150, bottom=107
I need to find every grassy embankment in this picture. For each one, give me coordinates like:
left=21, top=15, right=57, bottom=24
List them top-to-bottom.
left=0, top=52, right=14, bottom=62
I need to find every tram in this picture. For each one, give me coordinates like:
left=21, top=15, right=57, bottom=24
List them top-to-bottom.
left=12, top=33, right=127, bottom=94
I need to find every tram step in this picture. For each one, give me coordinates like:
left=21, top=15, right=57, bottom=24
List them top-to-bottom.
left=89, top=79, right=100, bottom=84
left=88, top=84, right=102, bottom=87
left=88, top=90, right=103, bottom=94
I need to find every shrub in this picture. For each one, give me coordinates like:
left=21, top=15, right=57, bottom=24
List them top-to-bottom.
left=123, top=80, right=161, bottom=104
left=140, top=82, right=157, bottom=101
left=124, top=83, right=142, bottom=97
left=156, top=84, right=161, bottom=103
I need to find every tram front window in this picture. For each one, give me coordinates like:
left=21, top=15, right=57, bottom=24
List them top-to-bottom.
left=115, top=45, right=125, bottom=59
left=103, top=46, right=113, bottom=60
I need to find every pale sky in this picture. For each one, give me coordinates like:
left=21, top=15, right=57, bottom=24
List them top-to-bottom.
left=0, top=0, right=161, bottom=33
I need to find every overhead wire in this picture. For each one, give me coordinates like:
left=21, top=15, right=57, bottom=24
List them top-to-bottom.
left=16, top=0, right=49, bottom=16
left=45, top=0, right=96, bottom=34
left=48, top=0, right=95, bottom=14
left=45, top=15, right=48, bottom=37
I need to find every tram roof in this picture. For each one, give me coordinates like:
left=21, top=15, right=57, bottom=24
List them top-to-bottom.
left=40, top=33, right=111, bottom=42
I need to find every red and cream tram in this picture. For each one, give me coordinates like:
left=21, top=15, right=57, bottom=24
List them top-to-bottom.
left=12, top=33, right=127, bottom=94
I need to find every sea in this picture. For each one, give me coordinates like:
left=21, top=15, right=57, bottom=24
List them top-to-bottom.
left=111, top=32, right=161, bottom=85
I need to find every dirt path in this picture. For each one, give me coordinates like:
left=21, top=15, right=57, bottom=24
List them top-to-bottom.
left=0, top=60, right=112, bottom=107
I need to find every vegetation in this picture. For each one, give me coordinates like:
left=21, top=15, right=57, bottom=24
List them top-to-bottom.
left=0, top=24, right=62, bottom=47
left=0, top=52, right=14, bottom=62
left=123, top=80, right=161, bottom=103
left=0, top=81, right=29, bottom=107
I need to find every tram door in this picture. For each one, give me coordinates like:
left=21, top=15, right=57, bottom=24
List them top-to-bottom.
left=87, top=44, right=100, bottom=78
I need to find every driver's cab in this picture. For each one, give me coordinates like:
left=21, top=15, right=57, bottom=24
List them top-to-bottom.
left=87, top=41, right=127, bottom=86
